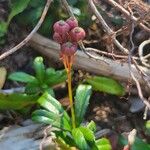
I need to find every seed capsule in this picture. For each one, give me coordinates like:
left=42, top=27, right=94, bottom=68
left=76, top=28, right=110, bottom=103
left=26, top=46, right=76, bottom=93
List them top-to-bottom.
left=66, top=17, right=78, bottom=30
left=53, top=20, right=70, bottom=35
left=70, top=27, right=86, bottom=42
left=53, top=32, right=67, bottom=44
left=61, top=42, right=77, bottom=56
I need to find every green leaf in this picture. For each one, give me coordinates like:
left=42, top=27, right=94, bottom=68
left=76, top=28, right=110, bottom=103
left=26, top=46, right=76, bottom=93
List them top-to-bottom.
left=8, top=0, right=31, bottom=24
left=29, top=0, right=46, bottom=8
left=16, top=6, right=43, bottom=26
left=0, top=21, right=8, bottom=37
left=33, top=57, right=46, bottom=83
left=45, top=68, right=67, bottom=86
left=8, top=72, right=38, bottom=83
left=86, top=76, right=125, bottom=96
left=25, top=82, right=41, bottom=94
left=74, top=84, right=92, bottom=126
left=35, top=92, right=71, bottom=130
left=0, top=93, right=37, bottom=110
left=32, top=109, right=61, bottom=127
left=145, top=120, right=150, bottom=135
left=146, top=120, right=150, bottom=129
left=87, top=121, right=97, bottom=133
left=79, top=126, right=95, bottom=142
left=72, top=128, right=90, bottom=150
left=119, top=135, right=150, bottom=150
left=55, top=137, right=73, bottom=150
left=131, top=137, right=150, bottom=150
left=96, top=138, right=112, bottom=150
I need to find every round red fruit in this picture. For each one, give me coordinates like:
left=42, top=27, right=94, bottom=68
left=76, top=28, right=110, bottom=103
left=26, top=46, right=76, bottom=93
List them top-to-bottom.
left=66, top=17, right=78, bottom=30
left=53, top=20, right=70, bottom=35
left=70, top=27, right=86, bottom=42
left=61, top=42, right=77, bottom=56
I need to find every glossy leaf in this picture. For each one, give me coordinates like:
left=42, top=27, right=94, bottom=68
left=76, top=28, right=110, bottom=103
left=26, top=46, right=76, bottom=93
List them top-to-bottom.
left=8, top=0, right=31, bottom=24
left=33, top=57, right=46, bottom=83
left=45, top=68, right=67, bottom=86
left=8, top=72, right=38, bottom=83
left=86, top=76, right=125, bottom=96
left=74, top=84, right=92, bottom=126
left=33, top=92, right=71, bottom=130
left=0, top=93, right=37, bottom=110
left=32, top=109, right=61, bottom=128
left=87, top=121, right=96, bottom=133
left=79, top=126, right=95, bottom=142
left=72, top=128, right=90, bottom=150
left=96, top=138, right=112, bottom=150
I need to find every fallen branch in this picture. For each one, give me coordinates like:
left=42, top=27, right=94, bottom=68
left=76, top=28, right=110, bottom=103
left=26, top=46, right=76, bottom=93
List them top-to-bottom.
left=0, top=0, right=53, bottom=61
left=29, top=33, right=150, bottom=86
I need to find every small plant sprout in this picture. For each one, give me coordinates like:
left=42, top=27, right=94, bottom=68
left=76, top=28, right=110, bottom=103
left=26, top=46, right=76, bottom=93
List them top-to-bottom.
left=53, top=17, right=86, bottom=129
left=32, top=18, right=112, bottom=150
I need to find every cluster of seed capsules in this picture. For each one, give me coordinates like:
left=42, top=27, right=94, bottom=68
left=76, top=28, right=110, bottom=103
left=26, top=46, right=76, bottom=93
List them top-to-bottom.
left=53, top=17, right=86, bottom=56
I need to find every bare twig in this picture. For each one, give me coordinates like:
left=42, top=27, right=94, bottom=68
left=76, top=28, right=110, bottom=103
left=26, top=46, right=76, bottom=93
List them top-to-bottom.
left=0, top=0, right=53, bottom=61
left=61, top=0, right=75, bottom=18
left=88, top=0, right=129, bottom=54
left=106, top=0, right=150, bottom=32
left=128, top=18, right=150, bottom=110
left=138, top=39, right=150, bottom=68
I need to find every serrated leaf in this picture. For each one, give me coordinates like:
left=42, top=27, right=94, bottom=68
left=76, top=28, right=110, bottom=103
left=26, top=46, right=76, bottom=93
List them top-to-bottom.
left=8, top=0, right=31, bottom=24
left=33, top=57, right=46, bottom=83
left=45, top=68, right=67, bottom=86
left=8, top=72, right=38, bottom=83
left=86, top=76, right=125, bottom=96
left=74, top=84, right=92, bottom=126
left=35, top=92, right=71, bottom=130
left=0, top=93, right=37, bottom=110
left=32, top=109, right=61, bottom=127
left=87, top=121, right=96, bottom=133
left=79, top=126, right=95, bottom=142
left=72, top=128, right=90, bottom=150
left=96, top=138, right=112, bottom=150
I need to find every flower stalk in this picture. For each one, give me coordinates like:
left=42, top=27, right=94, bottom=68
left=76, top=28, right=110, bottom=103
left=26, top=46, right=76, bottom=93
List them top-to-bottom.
left=53, top=17, right=86, bottom=129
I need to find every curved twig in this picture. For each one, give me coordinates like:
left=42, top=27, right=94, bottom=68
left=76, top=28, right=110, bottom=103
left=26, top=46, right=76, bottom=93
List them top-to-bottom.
left=0, top=0, right=53, bottom=61
left=138, top=39, right=150, bottom=68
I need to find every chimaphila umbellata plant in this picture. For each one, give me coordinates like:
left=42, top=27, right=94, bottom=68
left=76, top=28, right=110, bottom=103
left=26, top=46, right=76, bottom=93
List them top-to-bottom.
left=32, top=17, right=112, bottom=150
